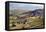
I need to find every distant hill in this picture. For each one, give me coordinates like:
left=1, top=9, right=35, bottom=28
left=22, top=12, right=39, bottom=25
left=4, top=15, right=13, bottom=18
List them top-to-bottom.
left=9, top=9, right=32, bottom=16
left=10, top=9, right=44, bottom=17
left=21, top=9, right=43, bottom=17
left=32, top=9, right=43, bottom=16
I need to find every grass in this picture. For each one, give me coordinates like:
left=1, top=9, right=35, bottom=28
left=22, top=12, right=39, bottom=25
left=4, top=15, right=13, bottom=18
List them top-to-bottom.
left=9, top=16, right=44, bottom=29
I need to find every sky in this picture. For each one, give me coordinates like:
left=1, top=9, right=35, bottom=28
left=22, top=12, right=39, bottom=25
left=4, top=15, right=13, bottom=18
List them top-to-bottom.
left=9, top=3, right=44, bottom=11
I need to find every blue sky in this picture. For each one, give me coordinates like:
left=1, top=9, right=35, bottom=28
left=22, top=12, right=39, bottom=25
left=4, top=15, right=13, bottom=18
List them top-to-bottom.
left=10, top=3, right=44, bottom=11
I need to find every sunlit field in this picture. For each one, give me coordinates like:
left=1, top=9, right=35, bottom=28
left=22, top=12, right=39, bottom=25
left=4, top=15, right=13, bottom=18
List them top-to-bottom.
left=9, top=16, right=44, bottom=29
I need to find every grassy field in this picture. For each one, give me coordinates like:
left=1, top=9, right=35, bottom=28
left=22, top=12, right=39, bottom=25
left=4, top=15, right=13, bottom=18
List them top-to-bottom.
left=9, top=16, right=44, bottom=29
